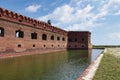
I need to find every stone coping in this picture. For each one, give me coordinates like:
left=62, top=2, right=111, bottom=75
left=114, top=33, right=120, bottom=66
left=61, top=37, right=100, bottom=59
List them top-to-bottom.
left=77, top=49, right=106, bottom=80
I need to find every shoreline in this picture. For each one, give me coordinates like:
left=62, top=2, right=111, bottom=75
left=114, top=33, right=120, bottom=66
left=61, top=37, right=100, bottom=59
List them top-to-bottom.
left=0, top=49, right=67, bottom=59
left=77, top=49, right=106, bottom=80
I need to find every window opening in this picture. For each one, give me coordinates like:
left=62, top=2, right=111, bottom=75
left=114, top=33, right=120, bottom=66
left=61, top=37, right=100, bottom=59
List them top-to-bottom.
left=0, top=27, right=4, bottom=37
left=15, top=30, right=24, bottom=38
left=31, top=32, right=37, bottom=39
left=42, top=34, right=47, bottom=40
left=51, top=35, right=54, bottom=40
left=57, top=36, right=60, bottom=41
left=62, top=37, right=65, bottom=41
left=18, top=44, right=21, bottom=48
left=33, top=44, right=35, bottom=47
left=44, top=45, right=46, bottom=47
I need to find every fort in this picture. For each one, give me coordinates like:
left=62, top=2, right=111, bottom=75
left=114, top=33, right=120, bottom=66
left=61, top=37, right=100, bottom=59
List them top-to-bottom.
left=0, top=7, right=91, bottom=53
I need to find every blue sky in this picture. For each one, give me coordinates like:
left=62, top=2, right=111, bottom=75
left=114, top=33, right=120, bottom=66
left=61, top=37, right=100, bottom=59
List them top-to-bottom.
left=0, top=0, right=120, bottom=45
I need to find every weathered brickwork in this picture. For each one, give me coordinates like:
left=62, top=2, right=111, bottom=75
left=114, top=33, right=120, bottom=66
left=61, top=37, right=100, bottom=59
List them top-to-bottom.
left=0, top=8, right=91, bottom=53
left=67, top=31, right=91, bottom=49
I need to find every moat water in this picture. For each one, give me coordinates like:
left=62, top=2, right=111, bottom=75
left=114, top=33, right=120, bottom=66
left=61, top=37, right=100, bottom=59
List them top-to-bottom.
left=0, top=49, right=103, bottom=80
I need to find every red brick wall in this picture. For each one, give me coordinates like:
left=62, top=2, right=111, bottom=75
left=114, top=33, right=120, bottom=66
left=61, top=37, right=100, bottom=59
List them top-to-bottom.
left=0, top=8, right=91, bottom=53
left=0, top=19, right=68, bottom=52
left=67, top=31, right=91, bottom=49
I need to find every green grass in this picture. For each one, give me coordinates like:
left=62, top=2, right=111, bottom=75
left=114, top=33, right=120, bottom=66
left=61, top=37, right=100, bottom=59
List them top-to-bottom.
left=93, top=45, right=120, bottom=49
left=93, top=51, right=120, bottom=80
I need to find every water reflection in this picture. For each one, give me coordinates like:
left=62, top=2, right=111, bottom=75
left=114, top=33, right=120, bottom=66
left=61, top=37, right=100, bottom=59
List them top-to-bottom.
left=0, top=49, right=102, bottom=80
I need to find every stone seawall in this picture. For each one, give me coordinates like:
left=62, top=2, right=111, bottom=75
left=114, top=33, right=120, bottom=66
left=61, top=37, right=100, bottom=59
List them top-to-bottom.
left=0, top=49, right=67, bottom=59
left=77, top=49, right=105, bottom=80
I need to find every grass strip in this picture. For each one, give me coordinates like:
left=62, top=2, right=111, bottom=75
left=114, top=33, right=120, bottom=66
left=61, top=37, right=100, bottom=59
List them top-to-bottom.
left=93, top=49, right=120, bottom=80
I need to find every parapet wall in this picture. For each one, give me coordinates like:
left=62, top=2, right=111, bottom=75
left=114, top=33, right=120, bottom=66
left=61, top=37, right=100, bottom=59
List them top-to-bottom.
left=0, top=8, right=67, bottom=36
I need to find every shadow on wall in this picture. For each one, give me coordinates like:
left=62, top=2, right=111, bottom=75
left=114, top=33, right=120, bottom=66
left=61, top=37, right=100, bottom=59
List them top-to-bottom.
left=67, top=31, right=91, bottom=50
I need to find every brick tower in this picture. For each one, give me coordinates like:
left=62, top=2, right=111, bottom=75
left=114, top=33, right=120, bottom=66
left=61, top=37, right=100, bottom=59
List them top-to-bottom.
left=67, top=31, right=91, bottom=49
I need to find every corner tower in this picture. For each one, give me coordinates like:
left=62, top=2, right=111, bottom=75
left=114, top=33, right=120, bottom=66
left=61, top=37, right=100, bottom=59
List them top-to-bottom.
left=67, top=31, right=91, bottom=49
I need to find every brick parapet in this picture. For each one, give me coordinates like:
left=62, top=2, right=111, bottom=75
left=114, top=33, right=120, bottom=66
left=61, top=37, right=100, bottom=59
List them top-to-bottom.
left=0, top=8, right=67, bottom=36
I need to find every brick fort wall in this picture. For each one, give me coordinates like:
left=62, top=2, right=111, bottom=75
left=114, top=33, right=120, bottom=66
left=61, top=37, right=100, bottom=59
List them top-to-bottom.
left=0, top=8, right=91, bottom=53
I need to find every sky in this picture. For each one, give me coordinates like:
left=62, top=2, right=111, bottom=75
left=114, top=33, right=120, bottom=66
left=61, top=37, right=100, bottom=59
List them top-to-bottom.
left=0, top=0, right=120, bottom=45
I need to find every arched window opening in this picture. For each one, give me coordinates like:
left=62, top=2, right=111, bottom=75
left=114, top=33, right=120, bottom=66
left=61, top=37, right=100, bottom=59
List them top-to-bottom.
left=0, top=27, right=4, bottom=37
left=15, top=30, right=24, bottom=38
left=31, top=32, right=37, bottom=39
left=42, top=34, right=47, bottom=40
left=51, top=35, right=54, bottom=40
left=57, top=36, right=60, bottom=41
left=62, top=37, right=65, bottom=41
left=82, top=38, right=85, bottom=42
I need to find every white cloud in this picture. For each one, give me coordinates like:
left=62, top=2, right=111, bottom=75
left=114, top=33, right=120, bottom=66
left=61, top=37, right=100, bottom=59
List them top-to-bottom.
left=37, top=0, right=120, bottom=31
left=50, top=0, right=64, bottom=6
left=101, top=0, right=120, bottom=15
left=25, top=4, right=41, bottom=13
left=38, top=4, right=95, bottom=31
left=38, top=4, right=74, bottom=23
left=115, top=10, right=120, bottom=15
left=65, top=22, right=96, bottom=31
left=109, top=32, right=120, bottom=39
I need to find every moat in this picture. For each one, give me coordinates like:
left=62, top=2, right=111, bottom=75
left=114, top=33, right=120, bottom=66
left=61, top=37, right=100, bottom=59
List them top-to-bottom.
left=0, top=49, right=103, bottom=80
